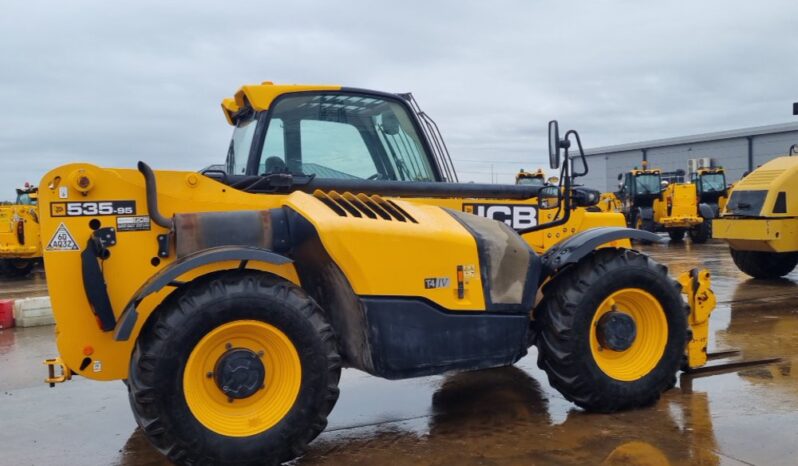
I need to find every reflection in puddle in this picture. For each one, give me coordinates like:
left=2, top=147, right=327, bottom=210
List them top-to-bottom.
left=297, top=367, right=721, bottom=465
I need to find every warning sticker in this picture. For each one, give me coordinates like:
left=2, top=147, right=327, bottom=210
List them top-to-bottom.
left=117, top=215, right=151, bottom=232
left=46, top=223, right=79, bottom=251
left=463, top=264, right=476, bottom=279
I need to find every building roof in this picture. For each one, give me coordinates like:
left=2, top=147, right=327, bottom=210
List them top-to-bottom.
left=583, top=121, right=798, bottom=156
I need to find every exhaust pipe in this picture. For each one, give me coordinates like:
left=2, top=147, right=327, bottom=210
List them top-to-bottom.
left=137, top=161, right=173, bottom=230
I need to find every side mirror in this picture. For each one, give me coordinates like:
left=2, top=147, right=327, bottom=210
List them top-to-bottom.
left=548, top=120, right=561, bottom=169
left=617, top=173, right=623, bottom=181
left=538, top=185, right=561, bottom=210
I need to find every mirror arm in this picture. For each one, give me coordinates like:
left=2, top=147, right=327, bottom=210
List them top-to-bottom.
left=564, top=129, right=589, bottom=178
left=518, top=146, right=572, bottom=235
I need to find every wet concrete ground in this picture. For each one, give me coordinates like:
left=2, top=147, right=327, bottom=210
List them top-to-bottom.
left=1, top=240, right=797, bottom=465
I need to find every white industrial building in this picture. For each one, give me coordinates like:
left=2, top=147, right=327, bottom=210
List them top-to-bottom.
left=579, top=121, right=798, bottom=192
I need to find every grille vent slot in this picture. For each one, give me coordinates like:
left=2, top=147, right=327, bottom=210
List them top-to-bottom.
left=740, top=169, right=783, bottom=187
left=313, top=190, right=417, bottom=223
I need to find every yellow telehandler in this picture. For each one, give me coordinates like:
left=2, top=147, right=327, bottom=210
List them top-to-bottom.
left=40, top=83, right=721, bottom=466
left=614, top=164, right=712, bottom=243
left=691, top=167, right=729, bottom=216
left=515, top=168, right=546, bottom=186
left=0, top=184, right=42, bottom=276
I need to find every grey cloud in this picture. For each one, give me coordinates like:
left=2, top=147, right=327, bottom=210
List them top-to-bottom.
left=1, top=0, right=797, bottom=196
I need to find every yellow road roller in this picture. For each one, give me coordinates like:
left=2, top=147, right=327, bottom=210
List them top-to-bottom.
left=714, top=155, right=798, bottom=278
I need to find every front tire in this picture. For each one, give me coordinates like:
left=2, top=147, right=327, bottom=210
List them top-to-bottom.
left=689, top=220, right=710, bottom=244
left=667, top=230, right=685, bottom=242
left=536, top=249, right=688, bottom=412
left=730, top=249, right=798, bottom=279
left=128, top=271, right=341, bottom=466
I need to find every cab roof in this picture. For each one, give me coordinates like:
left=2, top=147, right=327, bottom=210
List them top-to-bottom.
left=221, top=82, right=341, bottom=125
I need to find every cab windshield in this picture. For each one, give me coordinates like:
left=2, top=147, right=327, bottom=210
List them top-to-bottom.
left=227, top=93, right=436, bottom=181
left=699, top=173, right=726, bottom=193
left=634, top=174, right=662, bottom=195
left=517, top=176, right=545, bottom=186
left=15, top=192, right=36, bottom=205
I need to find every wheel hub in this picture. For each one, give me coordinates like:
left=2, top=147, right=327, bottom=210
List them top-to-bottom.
left=596, top=310, right=637, bottom=352
left=213, top=348, right=265, bottom=399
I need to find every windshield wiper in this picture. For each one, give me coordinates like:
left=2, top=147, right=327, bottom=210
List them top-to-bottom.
left=235, top=172, right=317, bottom=193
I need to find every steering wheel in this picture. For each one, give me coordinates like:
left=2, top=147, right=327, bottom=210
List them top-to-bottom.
left=367, top=173, right=383, bottom=180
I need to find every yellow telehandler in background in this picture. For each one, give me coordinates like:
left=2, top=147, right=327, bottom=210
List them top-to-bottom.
left=39, top=83, right=720, bottom=466
left=613, top=163, right=712, bottom=243
left=691, top=167, right=729, bottom=217
left=515, top=168, right=547, bottom=186
left=0, top=184, right=41, bottom=276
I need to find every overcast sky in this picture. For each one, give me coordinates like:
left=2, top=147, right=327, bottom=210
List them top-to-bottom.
left=1, top=0, right=797, bottom=196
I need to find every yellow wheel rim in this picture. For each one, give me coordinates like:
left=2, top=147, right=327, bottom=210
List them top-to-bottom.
left=589, top=288, right=668, bottom=381
left=183, top=320, right=302, bottom=437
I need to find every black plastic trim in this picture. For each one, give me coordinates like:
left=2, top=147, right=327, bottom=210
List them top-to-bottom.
left=540, top=227, right=662, bottom=278
left=361, top=296, right=529, bottom=379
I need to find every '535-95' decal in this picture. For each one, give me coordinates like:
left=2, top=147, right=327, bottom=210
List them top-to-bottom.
left=51, top=200, right=136, bottom=217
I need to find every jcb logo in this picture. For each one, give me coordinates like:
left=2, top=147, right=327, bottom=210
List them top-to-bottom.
left=463, top=203, right=538, bottom=230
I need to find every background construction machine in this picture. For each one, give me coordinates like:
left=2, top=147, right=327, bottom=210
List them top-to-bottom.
left=39, top=83, right=718, bottom=466
left=713, top=104, right=798, bottom=279
left=714, top=155, right=798, bottom=278
left=613, top=163, right=713, bottom=243
left=691, top=167, right=729, bottom=217
left=515, top=168, right=547, bottom=186
left=0, top=184, right=41, bottom=276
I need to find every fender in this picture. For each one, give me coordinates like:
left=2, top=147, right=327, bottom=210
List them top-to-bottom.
left=698, top=203, right=715, bottom=219
left=638, top=206, right=654, bottom=221
left=539, top=227, right=662, bottom=279
left=114, top=246, right=292, bottom=341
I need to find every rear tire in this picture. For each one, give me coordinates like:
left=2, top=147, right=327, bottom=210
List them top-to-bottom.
left=689, top=220, right=710, bottom=244
left=667, top=230, right=685, bottom=242
left=535, top=249, right=688, bottom=412
left=730, top=249, right=798, bottom=279
left=1, top=259, right=34, bottom=277
left=128, top=271, right=341, bottom=466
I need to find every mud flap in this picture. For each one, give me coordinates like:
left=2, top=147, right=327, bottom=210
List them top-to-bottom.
left=81, top=227, right=117, bottom=331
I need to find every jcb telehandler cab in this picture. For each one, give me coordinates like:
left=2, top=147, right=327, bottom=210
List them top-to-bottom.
left=40, top=83, right=718, bottom=466
left=615, top=164, right=712, bottom=243
left=691, top=167, right=728, bottom=216
left=515, top=168, right=547, bottom=186
left=0, top=184, right=42, bottom=276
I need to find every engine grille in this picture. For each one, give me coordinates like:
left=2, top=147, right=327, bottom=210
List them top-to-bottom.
left=313, top=190, right=417, bottom=223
